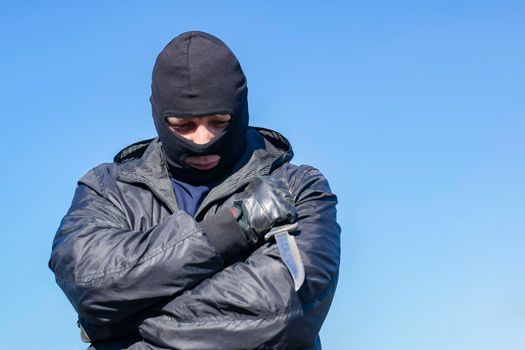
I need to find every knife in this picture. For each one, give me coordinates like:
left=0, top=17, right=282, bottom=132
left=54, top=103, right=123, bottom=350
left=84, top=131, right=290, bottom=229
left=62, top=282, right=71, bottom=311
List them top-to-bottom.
left=264, top=222, right=304, bottom=291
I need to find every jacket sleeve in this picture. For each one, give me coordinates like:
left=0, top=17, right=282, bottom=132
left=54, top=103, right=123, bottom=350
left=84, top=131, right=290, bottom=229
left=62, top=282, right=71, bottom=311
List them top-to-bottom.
left=49, top=165, right=236, bottom=327
left=138, top=165, right=341, bottom=349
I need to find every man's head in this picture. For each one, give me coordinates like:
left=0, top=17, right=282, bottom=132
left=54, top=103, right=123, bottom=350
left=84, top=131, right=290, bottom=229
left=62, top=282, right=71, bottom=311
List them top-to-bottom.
left=150, top=31, right=249, bottom=185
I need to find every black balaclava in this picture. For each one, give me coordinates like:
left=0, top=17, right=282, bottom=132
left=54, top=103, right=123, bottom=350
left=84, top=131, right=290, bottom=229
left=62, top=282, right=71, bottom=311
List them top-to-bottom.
left=150, top=31, right=249, bottom=185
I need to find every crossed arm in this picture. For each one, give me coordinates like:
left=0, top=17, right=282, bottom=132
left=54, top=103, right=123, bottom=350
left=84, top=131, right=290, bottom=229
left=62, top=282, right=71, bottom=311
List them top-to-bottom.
left=49, top=164, right=340, bottom=349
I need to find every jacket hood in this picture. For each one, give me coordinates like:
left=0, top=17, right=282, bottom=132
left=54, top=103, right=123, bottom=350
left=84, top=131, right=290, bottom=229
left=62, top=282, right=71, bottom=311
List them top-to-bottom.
left=114, top=127, right=293, bottom=217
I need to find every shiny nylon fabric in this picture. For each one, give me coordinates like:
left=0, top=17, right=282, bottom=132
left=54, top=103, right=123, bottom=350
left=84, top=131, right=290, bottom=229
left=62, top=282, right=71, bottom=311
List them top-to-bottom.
left=150, top=31, right=249, bottom=185
left=49, top=128, right=340, bottom=350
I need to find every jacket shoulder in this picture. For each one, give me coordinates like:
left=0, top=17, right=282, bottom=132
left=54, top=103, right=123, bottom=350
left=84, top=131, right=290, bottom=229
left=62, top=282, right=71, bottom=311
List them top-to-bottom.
left=77, top=162, right=120, bottom=195
left=272, top=162, right=336, bottom=202
left=273, top=162, right=330, bottom=186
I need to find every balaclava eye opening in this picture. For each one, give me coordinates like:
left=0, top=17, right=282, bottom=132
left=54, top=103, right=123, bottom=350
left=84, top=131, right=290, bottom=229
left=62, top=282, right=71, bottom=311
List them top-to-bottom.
left=150, top=31, right=249, bottom=185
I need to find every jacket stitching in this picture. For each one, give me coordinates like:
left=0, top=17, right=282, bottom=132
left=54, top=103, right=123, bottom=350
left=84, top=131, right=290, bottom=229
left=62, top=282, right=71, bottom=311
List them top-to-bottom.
left=159, top=305, right=304, bottom=324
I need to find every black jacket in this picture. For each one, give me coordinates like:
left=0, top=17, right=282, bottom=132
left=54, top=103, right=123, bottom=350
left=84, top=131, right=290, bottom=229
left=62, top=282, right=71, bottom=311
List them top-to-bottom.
left=49, top=128, right=340, bottom=349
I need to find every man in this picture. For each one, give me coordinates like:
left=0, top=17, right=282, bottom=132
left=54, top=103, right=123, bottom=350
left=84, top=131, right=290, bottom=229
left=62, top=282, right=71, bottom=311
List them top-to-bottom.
left=49, top=31, right=340, bottom=349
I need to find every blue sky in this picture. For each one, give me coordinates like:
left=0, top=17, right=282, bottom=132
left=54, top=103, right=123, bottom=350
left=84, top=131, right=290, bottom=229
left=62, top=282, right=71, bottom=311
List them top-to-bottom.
left=1, top=1, right=524, bottom=349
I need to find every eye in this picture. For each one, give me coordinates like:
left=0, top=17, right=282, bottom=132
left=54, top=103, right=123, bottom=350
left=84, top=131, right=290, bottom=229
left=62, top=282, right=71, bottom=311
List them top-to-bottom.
left=210, top=119, right=230, bottom=128
left=168, top=122, right=195, bottom=134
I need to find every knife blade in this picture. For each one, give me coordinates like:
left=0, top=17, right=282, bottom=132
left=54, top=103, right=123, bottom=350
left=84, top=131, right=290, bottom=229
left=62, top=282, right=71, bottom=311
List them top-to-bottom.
left=264, top=222, right=305, bottom=291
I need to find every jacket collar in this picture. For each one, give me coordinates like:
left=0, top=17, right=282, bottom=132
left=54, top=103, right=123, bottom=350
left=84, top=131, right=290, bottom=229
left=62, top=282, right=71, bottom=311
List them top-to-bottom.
left=115, top=127, right=294, bottom=217
left=116, top=139, right=179, bottom=213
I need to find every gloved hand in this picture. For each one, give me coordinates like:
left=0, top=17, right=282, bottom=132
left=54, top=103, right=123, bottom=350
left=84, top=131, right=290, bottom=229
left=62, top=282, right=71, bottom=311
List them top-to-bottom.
left=232, top=176, right=297, bottom=244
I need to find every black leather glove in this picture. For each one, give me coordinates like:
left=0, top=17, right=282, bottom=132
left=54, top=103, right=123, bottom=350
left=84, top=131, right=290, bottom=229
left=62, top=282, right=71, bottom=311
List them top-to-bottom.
left=232, top=176, right=297, bottom=244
